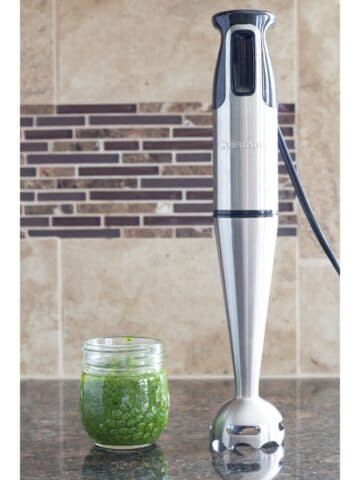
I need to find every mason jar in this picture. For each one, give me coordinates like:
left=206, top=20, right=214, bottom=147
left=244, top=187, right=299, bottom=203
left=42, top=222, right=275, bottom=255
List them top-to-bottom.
left=80, top=337, right=170, bottom=450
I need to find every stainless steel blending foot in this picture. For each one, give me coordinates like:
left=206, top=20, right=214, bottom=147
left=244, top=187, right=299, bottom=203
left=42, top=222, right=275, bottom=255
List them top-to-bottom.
left=210, top=397, right=285, bottom=452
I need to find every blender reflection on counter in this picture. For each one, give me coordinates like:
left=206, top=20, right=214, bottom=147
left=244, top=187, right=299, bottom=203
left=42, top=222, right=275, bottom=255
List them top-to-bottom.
left=212, top=445, right=284, bottom=479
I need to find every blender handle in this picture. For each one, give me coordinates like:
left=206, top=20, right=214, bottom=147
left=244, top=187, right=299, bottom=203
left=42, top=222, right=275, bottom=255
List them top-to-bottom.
left=212, top=11, right=276, bottom=109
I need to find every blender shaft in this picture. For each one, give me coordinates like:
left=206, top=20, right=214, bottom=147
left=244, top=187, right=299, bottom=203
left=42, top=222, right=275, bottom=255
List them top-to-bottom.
left=214, top=215, right=278, bottom=398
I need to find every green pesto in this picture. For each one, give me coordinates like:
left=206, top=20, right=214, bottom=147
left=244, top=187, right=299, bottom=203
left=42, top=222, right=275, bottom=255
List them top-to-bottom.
left=80, top=369, right=169, bottom=447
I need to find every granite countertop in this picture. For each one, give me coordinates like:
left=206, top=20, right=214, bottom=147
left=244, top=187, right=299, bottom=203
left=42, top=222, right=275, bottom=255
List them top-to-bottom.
left=21, top=379, right=339, bottom=479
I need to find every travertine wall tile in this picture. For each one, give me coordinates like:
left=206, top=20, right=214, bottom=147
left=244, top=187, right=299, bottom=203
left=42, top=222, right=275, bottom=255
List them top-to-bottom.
left=21, top=0, right=54, bottom=104
left=57, top=0, right=295, bottom=103
left=298, top=0, right=340, bottom=259
left=62, top=237, right=296, bottom=376
left=21, top=239, right=59, bottom=375
left=61, top=239, right=230, bottom=375
left=300, top=262, right=339, bottom=374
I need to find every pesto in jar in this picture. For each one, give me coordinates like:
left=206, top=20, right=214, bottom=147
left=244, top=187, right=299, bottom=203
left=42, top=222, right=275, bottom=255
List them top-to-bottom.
left=80, top=369, right=169, bottom=447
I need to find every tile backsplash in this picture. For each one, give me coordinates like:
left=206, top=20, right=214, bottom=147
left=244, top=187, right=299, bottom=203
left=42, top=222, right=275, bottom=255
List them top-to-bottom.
left=20, top=0, right=339, bottom=379
left=20, top=102, right=297, bottom=239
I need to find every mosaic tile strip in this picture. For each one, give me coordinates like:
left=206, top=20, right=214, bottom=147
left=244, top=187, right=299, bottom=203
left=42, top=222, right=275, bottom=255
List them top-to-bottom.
left=20, top=102, right=297, bottom=238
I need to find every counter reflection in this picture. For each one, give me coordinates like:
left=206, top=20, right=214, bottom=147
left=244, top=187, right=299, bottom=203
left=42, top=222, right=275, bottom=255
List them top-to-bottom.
left=81, top=445, right=169, bottom=480
left=212, top=445, right=284, bottom=479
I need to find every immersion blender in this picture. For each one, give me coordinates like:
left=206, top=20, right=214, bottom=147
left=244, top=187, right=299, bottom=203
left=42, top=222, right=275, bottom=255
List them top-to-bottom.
left=209, top=8, right=340, bottom=453
left=210, top=10, right=284, bottom=452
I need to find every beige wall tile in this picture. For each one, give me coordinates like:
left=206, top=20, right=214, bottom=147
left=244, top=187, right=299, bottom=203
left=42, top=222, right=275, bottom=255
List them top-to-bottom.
left=21, top=0, right=54, bottom=104
left=57, top=0, right=295, bottom=103
left=298, top=0, right=339, bottom=259
left=62, top=237, right=296, bottom=377
left=21, top=239, right=59, bottom=376
left=300, top=262, right=339, bottom=374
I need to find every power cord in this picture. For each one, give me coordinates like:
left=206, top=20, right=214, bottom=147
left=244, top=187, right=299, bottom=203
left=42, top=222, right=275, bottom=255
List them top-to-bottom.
left=278, top=128, right=340, bottom=275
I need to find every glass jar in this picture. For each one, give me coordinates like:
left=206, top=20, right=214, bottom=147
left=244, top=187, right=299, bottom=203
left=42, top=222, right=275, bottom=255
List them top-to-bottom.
left=80, top=337, right=170, bottom=450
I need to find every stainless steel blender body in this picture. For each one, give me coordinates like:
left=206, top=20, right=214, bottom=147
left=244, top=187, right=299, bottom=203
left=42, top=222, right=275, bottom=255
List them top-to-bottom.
left=210, top=10, right=285, bottom=451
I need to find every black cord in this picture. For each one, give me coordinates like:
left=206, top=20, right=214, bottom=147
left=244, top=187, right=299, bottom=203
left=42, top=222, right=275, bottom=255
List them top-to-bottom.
left=278, top=128, right=340, bottom=275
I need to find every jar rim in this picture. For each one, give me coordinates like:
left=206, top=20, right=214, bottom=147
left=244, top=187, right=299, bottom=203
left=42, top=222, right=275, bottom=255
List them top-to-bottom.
left=83, top=336, right=163, bottom=353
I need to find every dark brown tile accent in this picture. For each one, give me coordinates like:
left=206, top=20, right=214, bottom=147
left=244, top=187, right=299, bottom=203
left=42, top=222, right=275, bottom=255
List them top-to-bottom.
left=139, top=102, right=211, bottom=113
left=278, top=103, right=295, bottom=113
left=57, top=104, right=136, bottom=114
left=21, top=105, right=54, bottom=115
left=278, top=114, right=295, bottom=125
left=90, top=115, right=181, bottom=125
left=183, top=115, right=212, bottom=126
left=37, top=116, right=85, bottom=126
left=21, top=117, right=33, bottom=127
left=280, top=127, right=294, bottom=136
left=76, top=128, right=169, bottom=139
left=173, top=128, right=213, bottom=138
left=25, top=129, right=72, bottom=140
left=285, top=139, right=295, bottom=149
left=144, top=140, right=212, bottom=150
left=53, top=141, right=100, bottom=151
left=104, top=141, right=139, bottom=150
left=21, top=142, right=48, bottom=152
left=27, top=153, right=119, bottom=164
left=123, top=153, right=171, bottom=163
left=176, top=153, right=211, bottom=163
left=162, top=165, right=213, bottom=176
left=279, top=165, right=293, bottom=175
left=79, top=166, right=158, bottom=176
left=20, top=167, right=36, bottom=177
left=39, top=167, right=75, bottom=177
left=57, top=178, right=137, bottom=189
left=142, top=178, right=213, bottom=188
left=21, top=179, right=56, bottom=189
left=90, top=190, right=182, bottom=201
left=279, top=190, right=296, bottom=200
left=186, top=191, right=213, bottom=200
left=21, top=192, right=34, bottom=201
left=38, top=192, right=86, bottom=202
left=279, top=202, right=294, bottom=212
left=77, top=203, right=157, bottom=214
left=174, top=203, right=213, bottom=213
left=25, top=204, right=74, bottom=215
left=279, top=214, right=297, bottom=225
left=52, top=216, right=100, bottom=227
left=105, top=216, right=140, bottom=226
left=144, top=216, right=213, bottom=226
left=20, top=217, right=49, bottom=227
left=123, top=227, right=173, bottom=238
left=176, top=227, right=213, bottom=238
left=278, top=227, right=297, bottom=236
left=28, top=229, right=120, bottom=238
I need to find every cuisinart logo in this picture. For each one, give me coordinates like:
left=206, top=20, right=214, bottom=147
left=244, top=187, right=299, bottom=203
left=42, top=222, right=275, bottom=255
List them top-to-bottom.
left=220, top=140, right=267, bottom=150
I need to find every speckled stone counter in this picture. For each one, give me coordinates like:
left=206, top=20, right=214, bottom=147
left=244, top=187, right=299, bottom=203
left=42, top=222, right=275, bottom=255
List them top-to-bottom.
left=21, top=379, right=339, bottom=479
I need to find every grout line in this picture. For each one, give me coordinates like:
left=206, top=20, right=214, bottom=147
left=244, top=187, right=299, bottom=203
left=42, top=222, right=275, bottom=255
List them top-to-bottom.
left=52, top=0, right=58, bottom=106
left=294, top=0, right=301, bottom=377
left=57, top=238, right=64, bottom=377
left=20, top=373, right=340, bottom=381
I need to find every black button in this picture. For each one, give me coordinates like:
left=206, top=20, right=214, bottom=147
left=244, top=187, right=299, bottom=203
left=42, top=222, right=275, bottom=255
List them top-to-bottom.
left=231, top=30, right=256, bottom=96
